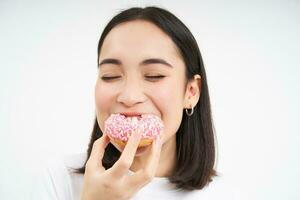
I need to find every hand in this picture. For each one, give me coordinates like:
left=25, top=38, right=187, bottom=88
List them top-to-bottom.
left=80, top=130, right=163, bottom=200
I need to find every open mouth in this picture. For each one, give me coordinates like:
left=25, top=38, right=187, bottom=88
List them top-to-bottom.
left=121, top=113, right=143, bottom=119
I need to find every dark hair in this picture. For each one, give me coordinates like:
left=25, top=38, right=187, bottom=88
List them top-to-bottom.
left=76, top=6, right=217, bottom=190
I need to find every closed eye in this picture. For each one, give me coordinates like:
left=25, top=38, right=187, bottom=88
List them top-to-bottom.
left=100, top=75, right=165, bottom=81
left=145, top=75, right=166, bottom=82
left=145, top=75, right=165, bottom=79
left=101, top=76, right=121, bottom=81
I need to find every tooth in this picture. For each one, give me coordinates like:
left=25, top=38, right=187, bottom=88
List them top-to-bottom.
left=132, top=117, right=138, bottom=123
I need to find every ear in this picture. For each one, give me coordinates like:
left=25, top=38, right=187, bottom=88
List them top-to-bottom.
left=184, top=74, right=201, bottom=109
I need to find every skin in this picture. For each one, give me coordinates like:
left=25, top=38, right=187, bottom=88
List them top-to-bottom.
left=81, top=20, right=201, bottom=200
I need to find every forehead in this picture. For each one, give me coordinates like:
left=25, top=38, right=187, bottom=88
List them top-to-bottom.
left=99, top=20, right=182, bottom=63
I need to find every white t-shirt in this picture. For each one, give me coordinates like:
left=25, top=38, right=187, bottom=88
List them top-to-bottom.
left=30, top=153, right=238, bottom=200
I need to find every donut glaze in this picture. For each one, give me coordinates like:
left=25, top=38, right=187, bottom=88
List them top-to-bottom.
left=104, top=113, right=163, bottom=147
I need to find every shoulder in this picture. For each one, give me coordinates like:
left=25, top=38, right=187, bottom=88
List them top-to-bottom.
left=30, top=153, right=86, bottom=200
left=41, top=153, right=86, bottom=184
left=134, top=173, right=240, bottom=200
left=193, top=173, right=249, bottom=200
left=173, top=174, right=239, bottom=200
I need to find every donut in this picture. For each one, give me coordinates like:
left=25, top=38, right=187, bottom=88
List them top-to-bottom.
left=104, top=113, right=163, bottom=147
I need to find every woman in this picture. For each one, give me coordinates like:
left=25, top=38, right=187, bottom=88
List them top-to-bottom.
left=33, top=6, right=234, bottom=200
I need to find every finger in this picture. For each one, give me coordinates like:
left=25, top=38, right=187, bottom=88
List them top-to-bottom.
left=110, top=129, right=142, bottom=177
left=86, top=134, right=110, bottom=171
left=127, top=135, right=163, bottom=188
left=144, top=135, right=163, bottom=172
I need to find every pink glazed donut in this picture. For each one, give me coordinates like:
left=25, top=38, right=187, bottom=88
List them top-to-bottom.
left=104, top=113, right=164, bottom=147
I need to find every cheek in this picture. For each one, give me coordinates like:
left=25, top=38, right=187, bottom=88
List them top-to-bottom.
left=151, top=78, right=185, bottom=140
left=95, top=82, right=115, bottom=130
left=95, top=83, right=110, bottom=109
left=155, top=85, right=182, bottom=114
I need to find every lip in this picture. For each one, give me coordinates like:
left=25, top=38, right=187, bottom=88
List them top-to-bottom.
left=120, top=112, right=143, bottom=117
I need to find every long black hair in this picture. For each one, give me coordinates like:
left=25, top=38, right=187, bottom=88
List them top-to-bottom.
left=76, top=6, right=217, bottom=190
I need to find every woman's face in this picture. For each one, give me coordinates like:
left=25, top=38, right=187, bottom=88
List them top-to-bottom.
left=95, top=20, right=188, bottom=155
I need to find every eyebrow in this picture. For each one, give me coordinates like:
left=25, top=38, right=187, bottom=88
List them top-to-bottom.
left=98, top=58, right=173, bottom=68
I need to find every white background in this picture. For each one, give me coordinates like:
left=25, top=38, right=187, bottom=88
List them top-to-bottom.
left=0, top=0, right=299, bottom=199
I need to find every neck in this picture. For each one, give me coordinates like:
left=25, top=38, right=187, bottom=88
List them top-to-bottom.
left=130, top=135, right=176, bottom=177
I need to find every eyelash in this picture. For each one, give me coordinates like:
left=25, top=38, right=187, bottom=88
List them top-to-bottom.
left=101, top=75, right=165, bottom=81
left=145, top=75, right=165, bottom=79
left=101, top=76, right=121, bottom=81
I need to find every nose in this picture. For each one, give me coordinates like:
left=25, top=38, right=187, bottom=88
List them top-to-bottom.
left=117, top=78, right=147, bottom=107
